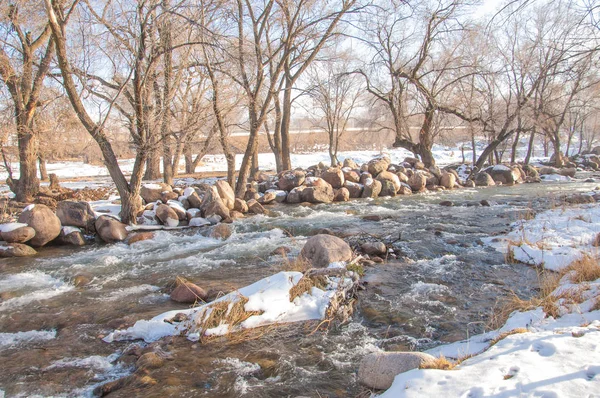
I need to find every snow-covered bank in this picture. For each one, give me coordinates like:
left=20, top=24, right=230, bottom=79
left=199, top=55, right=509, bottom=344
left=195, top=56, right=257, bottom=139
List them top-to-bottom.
left=484, top=202, right=600, bottom=272
left=380, top=203, right=600, bottom=397
left=104, top=269, right=355, bottom=343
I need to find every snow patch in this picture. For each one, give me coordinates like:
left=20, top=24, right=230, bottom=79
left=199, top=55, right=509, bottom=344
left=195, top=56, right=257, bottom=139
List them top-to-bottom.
left=0, top=223, right=28, bottom=233
left=104, top=270, right=349, bottom=343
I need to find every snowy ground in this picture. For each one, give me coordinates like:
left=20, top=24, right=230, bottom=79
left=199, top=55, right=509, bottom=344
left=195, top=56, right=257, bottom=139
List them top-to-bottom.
left=0, top=142, right=553, bottom=183
left=380, top=203, right=600, bottom=397
left=104, top=267, right=354, bottom=343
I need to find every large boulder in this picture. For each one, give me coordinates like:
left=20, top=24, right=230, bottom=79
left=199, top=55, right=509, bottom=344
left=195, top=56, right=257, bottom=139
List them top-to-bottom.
left=403, top=156, right=424, bottom=169
left=367, top=157, right=390, bottom=177
left=343, top=158, right=360, bottom=169
left=523, top=164, right=540, bottom=178
left=485, top=165, right=521, bottom=185
left=539, top=166, right=559, bottom=175
left=320, top=167, right=345, bottom=189
left=560, top=167, right=576, bottom=178
left=342, top=168, right=361, bottom=183
left=277, top=170, right=306, bottom=192
left=376, top=171, right=401, bottom=193
left=439, top=171, right=456, bottom=189
left=407, top=172, right=427, bottom=192
left=474, top=172, right=496, bottom=187
left=304, top=177, right=330, bottom=188
left=361, top=178, right=382, bottom=199
left=215, top=180, right=235, bottom=209
left=379, top=180, right=397, bottom=197
left=344, top=181, right=364, bottom=198
left=140, top=183, right=172, bottom=204
left=397, top=183, right=413, bottom=195
left=301, top=184, right=334, bottom=204
left=201, top=186, right=230, bottom=219
left=286, top=186, right=306, bottom=204
left=333, top=187, right=350, bottom=202
left=258, top=191, right=277, bottom=205
left=186, top=192, right=203, bottom=209
left=203, top=198, right=230, bottom=220
left=234, top=198, right=248, bottom=213
left=247, top=199, right=267, bottom=215
left=167, top=200, right=187, bottom=221
left=56, top=201, right=96, bottom=232
left=18, top=204, right=61, bottom=247
left=155, top=204, right=179, bottom=227
left=95, top=215, right=128, bottom=243
left=210, top=223, right=233, bottom=240
left=1, top=225, right=35, bottom=244
left=57, top=227, right=86, bottom=246
left=126, top=231, right=156, bottom=245
left=300, top=234, right=353, bottom=268
left=361, top=242, right=387, bottom=256
left=0, top=243, right=37, bottom=257
left=170, top=281, right=208, bottom=303
left=358, top=352, right=435, bottom=390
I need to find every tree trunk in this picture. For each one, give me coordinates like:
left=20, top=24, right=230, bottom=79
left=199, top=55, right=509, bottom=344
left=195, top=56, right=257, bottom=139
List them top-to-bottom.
left=45, top=0, right=144, bottom=224
left=280, top=76, right=293, bottom=171
left=270, top=95, right=283, bottom=172
left=416, top=105, right=436, bottom=168
left=235, top=115, right=260, bottom=198
left=14, top=118, right=39, bottom=202
left=471, top=129, right=476, bottom=165
left=524, top=129, right=536, bottom=165
left=510, top=131, right=520, bottom=164
left=550, top=135, right=563, bottom=167
left=184, top=144, right=194, bottom=174
left=144, top=145, right=161, bottom=180
left=251, top=145, right=259, bottom=177
left=38, top=154, right=48, bottom=181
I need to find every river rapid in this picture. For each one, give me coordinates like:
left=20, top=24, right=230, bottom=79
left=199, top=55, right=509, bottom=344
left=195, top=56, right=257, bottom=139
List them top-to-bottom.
left=0, top=180, right=596, bottom=397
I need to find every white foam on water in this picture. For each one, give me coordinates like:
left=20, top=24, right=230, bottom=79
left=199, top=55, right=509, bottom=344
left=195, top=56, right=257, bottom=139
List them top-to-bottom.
left=0, top=271, right=61, bottom=292
left=0, top=272, right=73, bottom=311
left=410, top=281, right=451, bottom=295
left=0, top=284, right=74, bottom=311
left=94, top=284, right=160, bottom=302
left=0, top=329, right=56, bottom=349
left=46, top=353, right=121, bottom=373
left=215, top=357, right=261, bottom=375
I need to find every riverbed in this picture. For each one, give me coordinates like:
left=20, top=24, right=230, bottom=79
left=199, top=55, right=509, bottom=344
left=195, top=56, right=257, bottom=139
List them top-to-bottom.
left=0, top=180, right=596, bottom=397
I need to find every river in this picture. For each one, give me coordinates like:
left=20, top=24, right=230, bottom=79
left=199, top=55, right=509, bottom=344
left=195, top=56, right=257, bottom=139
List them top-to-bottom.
left=0, top=180, right=596, bottom=397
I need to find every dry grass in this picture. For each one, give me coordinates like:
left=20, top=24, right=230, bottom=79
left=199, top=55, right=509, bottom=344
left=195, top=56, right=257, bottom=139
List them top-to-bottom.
left=0, top=200, right=16, bottom=223
left=517, top=208, right=536, bottom=221
left=489, top=255, right=600, bottom=329
left=563, top=255, right=600, bottom=284
left=279, top=256, right=312, bottom=272
left=346, top=262, right=365, bottom=277
left=488, top=270, right=561, bottom=330
left=289, top=275, right=328, bottom=302
left=554, top=285, right=589, bottom=306
left=195, top=294, right=263, bottom=340
left=592, top=296, right=600, bottom=312
left=489, top=328, right=528, bottom=346
left=420, top=355, right=456, bottom=370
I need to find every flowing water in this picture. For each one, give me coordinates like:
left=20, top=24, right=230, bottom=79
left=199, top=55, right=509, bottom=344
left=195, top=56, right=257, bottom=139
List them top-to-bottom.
left=0, top=180, right=596, bottom=397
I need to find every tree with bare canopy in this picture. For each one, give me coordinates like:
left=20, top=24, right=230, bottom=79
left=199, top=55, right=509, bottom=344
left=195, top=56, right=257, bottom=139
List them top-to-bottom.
left=44, top=0, right=145, bottom=224
left=0, top=2, right=54, bottom=202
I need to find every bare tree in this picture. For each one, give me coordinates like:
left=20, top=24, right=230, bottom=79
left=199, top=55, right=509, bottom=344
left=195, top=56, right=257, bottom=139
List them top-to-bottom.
left=45, top=0, right=150, bottom=223
left=359, top=0, right=471, bottom=168
left=0, top=2, right=54, bottom=201
left=306, top=53, right=362, bottom=166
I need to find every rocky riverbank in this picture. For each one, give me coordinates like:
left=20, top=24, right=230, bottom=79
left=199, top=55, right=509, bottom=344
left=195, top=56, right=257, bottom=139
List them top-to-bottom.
left=1, top=154, right=596, bottom=260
